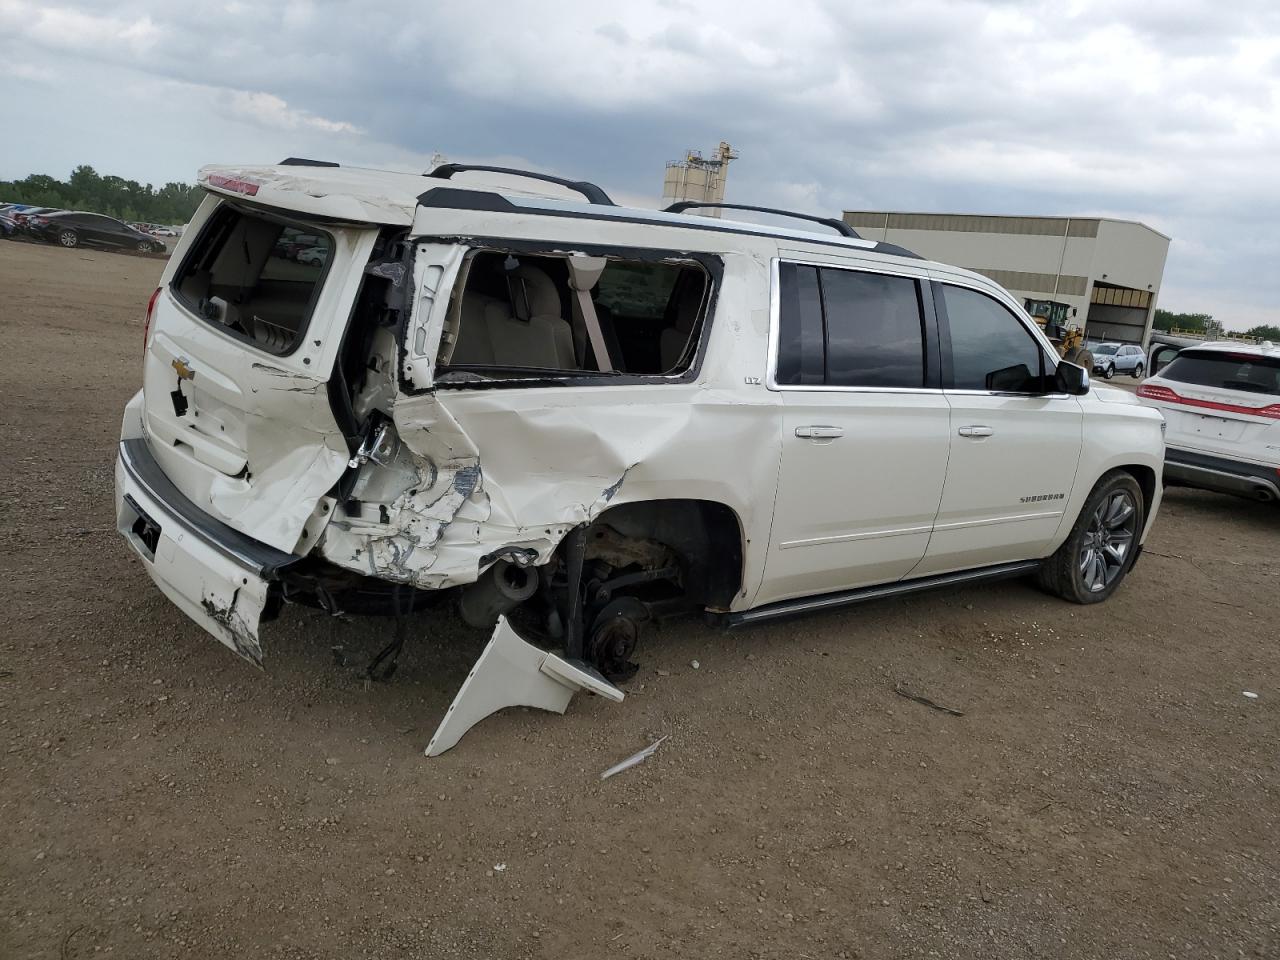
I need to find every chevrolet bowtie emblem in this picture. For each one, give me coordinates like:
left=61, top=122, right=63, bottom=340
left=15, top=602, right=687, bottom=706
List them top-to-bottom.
left=172, top=357, right=196, bottom=381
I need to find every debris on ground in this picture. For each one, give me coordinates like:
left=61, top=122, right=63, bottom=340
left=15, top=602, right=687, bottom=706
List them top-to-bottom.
left=893, top=683, right=965, bottom=717
left=600, top=735, right=669, bottom=780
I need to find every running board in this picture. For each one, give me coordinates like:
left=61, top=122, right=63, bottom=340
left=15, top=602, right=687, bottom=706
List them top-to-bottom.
left=722, top=560, right=1043, bottom=629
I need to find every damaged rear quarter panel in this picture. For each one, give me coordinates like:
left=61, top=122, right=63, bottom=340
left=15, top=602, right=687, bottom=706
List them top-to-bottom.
left=317, top=250, right=782, bottom=607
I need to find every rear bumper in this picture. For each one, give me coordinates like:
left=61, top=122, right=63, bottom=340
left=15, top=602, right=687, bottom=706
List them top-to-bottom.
left=115, top=437, right=297, bottom=664
left=1164, top=447, right=1280, bottom=502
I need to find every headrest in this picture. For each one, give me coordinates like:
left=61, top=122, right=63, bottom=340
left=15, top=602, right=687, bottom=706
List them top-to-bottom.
left=508, top=266, right=561, bottom=321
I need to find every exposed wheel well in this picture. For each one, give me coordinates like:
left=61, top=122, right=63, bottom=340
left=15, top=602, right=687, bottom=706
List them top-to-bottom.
left=587, top=499, right=745, bottom=609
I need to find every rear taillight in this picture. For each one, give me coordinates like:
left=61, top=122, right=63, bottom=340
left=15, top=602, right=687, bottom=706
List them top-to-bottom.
left=142, top=286, right=162, bottom=358
left=1137, top=382, right=1280, bottom=419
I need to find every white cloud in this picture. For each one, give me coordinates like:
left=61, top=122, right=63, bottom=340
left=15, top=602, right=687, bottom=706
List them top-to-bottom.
left=1, top=0, right=1278, bottom=326
left=223, top=91, right=360, bottom=135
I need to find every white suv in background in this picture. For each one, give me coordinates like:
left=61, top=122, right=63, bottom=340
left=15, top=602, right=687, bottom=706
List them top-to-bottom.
left=114, top=159, right=1166, bottom=694
left=1137, top=341, right=1280, bottom=502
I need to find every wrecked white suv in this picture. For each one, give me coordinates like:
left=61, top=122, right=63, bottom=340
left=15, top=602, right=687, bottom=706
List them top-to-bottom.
left=116, top=160, right=1165, bottom=749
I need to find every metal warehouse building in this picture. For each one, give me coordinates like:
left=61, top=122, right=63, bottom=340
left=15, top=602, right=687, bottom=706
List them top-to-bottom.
left=840, top=212, right=1171, bottom=347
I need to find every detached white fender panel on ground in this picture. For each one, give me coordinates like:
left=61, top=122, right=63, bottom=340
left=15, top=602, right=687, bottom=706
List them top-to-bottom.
left=425, top=617, right=624, bottom=757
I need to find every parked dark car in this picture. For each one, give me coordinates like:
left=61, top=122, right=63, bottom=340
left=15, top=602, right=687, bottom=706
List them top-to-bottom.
left=27, top=211, right=163, bottom=253
left=0, top=214, right=16, bottom=238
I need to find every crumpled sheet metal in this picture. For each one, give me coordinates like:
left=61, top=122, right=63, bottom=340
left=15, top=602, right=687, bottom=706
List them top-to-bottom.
left=316, top=383, right=775, bottom=598
left=425, top=617, right=623, bottom=756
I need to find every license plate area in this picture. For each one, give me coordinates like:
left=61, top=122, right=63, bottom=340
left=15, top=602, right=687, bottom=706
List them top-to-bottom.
left=1188, top=414, right=1245, bottom=441
left=124, top=495, right=162, bottom=561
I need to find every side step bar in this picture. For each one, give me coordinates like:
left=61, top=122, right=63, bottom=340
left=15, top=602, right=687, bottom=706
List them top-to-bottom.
left=721, top=560, right=1042, bottom=629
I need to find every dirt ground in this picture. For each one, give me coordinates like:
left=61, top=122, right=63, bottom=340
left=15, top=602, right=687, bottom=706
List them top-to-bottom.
left=1, top=239, right=1277, bottom=960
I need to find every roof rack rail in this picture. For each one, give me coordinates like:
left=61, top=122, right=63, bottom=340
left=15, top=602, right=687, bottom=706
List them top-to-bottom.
left=279, top=157, right=340, bottom=167
left=425, top=164, right=615, bottom=206
left=661, top=201, right=860, bottom=239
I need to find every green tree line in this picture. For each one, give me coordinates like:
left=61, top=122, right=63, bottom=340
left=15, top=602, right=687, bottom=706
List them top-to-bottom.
left=0, top=165, right=201, bottom=225
left=1154, top=309, right=1280, bottom=342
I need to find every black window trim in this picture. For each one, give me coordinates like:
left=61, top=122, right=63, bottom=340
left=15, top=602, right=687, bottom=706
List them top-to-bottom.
left=169, top=198, right=338, bottom=358
left=767, top=256, right=941, bottom=393
left=930, top=278, right=1063, bottom=396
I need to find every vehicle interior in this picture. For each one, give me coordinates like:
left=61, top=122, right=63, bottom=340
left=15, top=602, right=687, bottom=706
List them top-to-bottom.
left=172, top=206, right=327, bottom=354
left=437, top=250, right=709, bottom=379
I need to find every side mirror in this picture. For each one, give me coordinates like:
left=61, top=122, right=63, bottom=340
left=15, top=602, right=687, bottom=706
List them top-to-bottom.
left=1054, top=360, right=1090, bottom=395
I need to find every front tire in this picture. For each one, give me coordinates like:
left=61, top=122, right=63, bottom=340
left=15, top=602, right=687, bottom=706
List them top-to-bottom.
left=58, top=229, right=79, bottom=248
left=137, top=240, right=153, bottom=253
left=1102, top=363, right=1114, bottom=379
left=1132, top=364, right=1144, bottom=379
left=1036, top=471, right=1144, bottom=604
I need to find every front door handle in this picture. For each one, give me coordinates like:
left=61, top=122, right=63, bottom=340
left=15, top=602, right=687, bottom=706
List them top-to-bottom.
left=795, top=425, right=844, bottom=440
left=958, top=425, right=994, bottom=438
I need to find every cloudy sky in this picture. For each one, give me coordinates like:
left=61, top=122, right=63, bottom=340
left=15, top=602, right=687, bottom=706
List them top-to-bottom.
left=2, top=0, right=1278, bottom=328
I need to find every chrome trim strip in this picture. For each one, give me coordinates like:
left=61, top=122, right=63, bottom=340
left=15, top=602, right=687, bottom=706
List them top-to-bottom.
left=931, top=510, right=1062, bottom=532
left=779, top=524, right=932, bottom=549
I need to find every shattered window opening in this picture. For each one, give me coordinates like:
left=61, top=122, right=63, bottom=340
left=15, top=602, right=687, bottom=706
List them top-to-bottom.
left=171, top=203, right=334, bottom=356
left=437, top=250, right=710, bottom=381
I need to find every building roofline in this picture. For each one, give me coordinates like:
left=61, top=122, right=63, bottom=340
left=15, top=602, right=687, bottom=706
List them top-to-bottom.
left=841, top=210, right=1171, bottom=242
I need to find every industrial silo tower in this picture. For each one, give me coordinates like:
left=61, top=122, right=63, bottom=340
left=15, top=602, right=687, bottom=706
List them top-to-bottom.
left=662, top=142, right=738, bottom=216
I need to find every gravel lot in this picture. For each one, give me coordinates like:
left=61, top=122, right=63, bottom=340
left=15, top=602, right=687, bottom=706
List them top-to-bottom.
left=2, top=240, right=1278, bottom=959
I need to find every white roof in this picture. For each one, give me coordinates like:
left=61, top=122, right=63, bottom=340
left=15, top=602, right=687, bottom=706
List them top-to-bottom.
left=196, top=162, right=894, bottom=256
left=1181, top=340, right=1280, bottom=357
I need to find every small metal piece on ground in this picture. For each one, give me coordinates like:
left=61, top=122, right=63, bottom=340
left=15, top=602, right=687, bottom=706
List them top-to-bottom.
left=894, top=683, right=964, bottom=717
left=600, top=735, right=669, bottom=780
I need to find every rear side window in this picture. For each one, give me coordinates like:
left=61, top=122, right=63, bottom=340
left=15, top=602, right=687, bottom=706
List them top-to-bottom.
left=172, top=203, right=331, bottom=355
left=437, top=250, right=710, bottom=379
left=776, top=263, right=926, bottom=388
left=820, top=269, right=925, bottom=388
left=941, top=285, right=1048, bottom=393
left=1160, top=349, right=1280, bottom=396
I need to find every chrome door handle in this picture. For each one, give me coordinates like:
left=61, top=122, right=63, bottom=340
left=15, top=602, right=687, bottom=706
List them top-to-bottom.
left=795, top=425, right=844, bottom=440
left=958, top=425, right=993, bottom=438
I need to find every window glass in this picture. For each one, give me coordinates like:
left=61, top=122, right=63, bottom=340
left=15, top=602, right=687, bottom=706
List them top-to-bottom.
left=172, top=204, right=331, bottom=355
left=775, top=263, right=824, bottom=385
left=819, top=269, right=924, bottom=388
left=943, top=285, right=1047, bottom=392
left=1094, top=344, right=1117, bottom=355
left=1159, top=349, right=1280, bottom=396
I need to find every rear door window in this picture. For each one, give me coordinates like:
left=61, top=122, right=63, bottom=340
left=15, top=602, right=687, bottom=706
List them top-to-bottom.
left=172, top=204, right=331, bottom=355
left=819, top=268, right=925, bottom=388
left=1159, top=349, right=1280, bottom=396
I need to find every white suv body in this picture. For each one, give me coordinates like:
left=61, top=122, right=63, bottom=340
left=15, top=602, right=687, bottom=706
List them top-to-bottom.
left=114, top=161, right=1165, bottom=681
left=1137, top=341, right=1280, bottom=502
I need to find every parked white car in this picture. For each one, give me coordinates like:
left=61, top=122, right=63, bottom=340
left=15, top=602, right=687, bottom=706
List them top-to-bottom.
left=114, top=160, right=1165, bottom=749
left=1137, top=341, right=1280, bottom=502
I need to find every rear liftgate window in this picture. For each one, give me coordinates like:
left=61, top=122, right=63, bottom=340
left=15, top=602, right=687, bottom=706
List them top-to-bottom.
left=172, top=204, right=332, bottom=355
left=436, top=251, right=710, bottom=381
left=1159, top=350, right=1280, bottom=396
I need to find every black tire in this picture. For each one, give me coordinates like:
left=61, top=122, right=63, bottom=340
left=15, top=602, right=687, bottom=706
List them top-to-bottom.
left=57, top=229, right=79, bottom=248
left=137, top=240, right=152, bottom=253
left=1102, top=363, right=1114, bottom=379
left=1132, top=364, right=1144, bottom=379
left=1036, top=471, right=1144, bottom=604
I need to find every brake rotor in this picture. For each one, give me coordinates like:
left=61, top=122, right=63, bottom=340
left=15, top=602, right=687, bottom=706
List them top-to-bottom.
left=586, top=596, right=648, bottom=682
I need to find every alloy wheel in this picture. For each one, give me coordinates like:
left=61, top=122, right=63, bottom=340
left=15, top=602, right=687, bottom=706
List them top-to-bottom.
left=59, top=230, right=77, bottom=247
left=1078, top=490, right=1137, bottom=593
